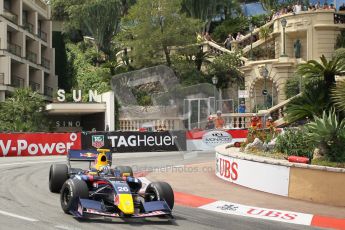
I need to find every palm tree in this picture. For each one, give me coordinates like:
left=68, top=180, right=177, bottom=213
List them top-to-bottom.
left=286, top=55, right=345, bottom=122
left=296, top=55, right=345, bottom=93
left=285, top=80, right=330, bottom=122
left=332, top=80, right=345, bottom=112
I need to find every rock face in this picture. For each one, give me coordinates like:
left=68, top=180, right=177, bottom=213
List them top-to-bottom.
left=245, top=138, right=264, bottom=151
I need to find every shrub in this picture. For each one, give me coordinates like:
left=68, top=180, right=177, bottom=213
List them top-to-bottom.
left=305, top=109, right=345, bottom=162
left=246, top=127, right=278, bottom=144
left=274, top=128, right=314, bottom=159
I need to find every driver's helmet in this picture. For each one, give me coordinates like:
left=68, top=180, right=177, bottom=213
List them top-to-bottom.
left=94, top=153, right=108, bottom=171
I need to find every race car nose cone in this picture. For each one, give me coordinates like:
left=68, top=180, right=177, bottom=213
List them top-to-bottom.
left=117, top=194, right=134, bottom=215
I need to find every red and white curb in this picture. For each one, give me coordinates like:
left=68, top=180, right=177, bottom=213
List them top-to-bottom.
left=137, top=175, right=345, bottom=230
left=174, top=191, right=345, bottom=230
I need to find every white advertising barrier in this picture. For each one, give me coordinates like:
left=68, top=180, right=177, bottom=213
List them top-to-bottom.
left=215, top=152, right=290, bottom=196
left=199, top=200, right=313, bottom=226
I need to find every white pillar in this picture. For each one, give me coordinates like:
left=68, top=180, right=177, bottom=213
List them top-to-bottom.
left=101, top=91, right=115, bottom=131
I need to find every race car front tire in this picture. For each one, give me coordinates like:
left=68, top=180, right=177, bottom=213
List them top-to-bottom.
left=49, top=164, right=69, bottom=193
left=114, top=166, right=133, bottom=177
left=60, top=179, right=89, bottom=214
left=145, top=182, right=174, bottom=210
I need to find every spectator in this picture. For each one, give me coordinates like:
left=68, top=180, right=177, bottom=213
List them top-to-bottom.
left=293, top=1, right=302, bottom=14
left=315, top=1, right=321, bottom=9
left=323, top=2, right=329, bottom=9
left=340, top=3, right=345, bottom=11
left=330, top=4, right=335, bottom=10
left=287, top=5, right=294, bottom=13
left=204, top=32, right=215, bottom=42
left=236, top=32, right=244, bottom=41
left=223, top=34, right=234, bottom=50
left=238, top=101, right=246, bottom=113
left=214, top=110, right=225, bottom=129
left=250, top=114, right=262, bottom=129
left=205, top=116, right=215, bottom=130
left=265, top=116, right=274, bottom=128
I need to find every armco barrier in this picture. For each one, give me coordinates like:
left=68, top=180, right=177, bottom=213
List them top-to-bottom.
left=215, top=144, right=345, bottom=206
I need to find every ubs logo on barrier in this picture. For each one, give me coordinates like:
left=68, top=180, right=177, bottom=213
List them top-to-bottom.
left=202, top=131, right=232, bottom=147
left=92, top=135, right=105, bottom=148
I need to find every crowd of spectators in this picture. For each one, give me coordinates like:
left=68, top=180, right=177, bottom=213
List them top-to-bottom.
left=270, top=1, right=336, bottom=21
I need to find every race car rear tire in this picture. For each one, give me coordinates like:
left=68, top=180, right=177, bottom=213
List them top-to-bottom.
left=49, top=164, right=69, bottom=193
left=114, top=166, right=133, bottom=177
left=60, top=179, right=89, bottom=214
left=145, top=182, right=174, bottom=210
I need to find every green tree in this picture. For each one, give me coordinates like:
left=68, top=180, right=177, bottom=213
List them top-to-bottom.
left=67, top=0, right=122, bottom=56
left=121, top=0, right=201, bottom=67
left=181, top=0, right=241, bottom=31
left=259, top=26, right=271, bottom=59
left=66, top=43, right=111, bottom=99
left=206, top=52, right=244, bottom=89
left=0, top=88, right=51, bottom=132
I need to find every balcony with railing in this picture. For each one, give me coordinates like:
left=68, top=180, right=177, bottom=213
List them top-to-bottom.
left=2, top=9, right=18, bottom=24
left=23, top=22, right=34, bottom=34
left=38, top=30, right=47, bottom=42
left=8, top=43, right=22, bottom=57
left=26, top=50, right=37, bottom=63
left=41, top=57, right=50, bottom=69
left=12, top=76, right=25, bottom=88
left=29, top=81, right=40, bottom=92
left=44, top=86, right=53, bottom=97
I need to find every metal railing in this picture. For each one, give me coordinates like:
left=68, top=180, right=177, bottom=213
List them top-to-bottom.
left=2, top=9, right=18, bottom=24
left=23, top=22, right=34, bottom=34
left=38, top=30, right=47, bottom=42
left=8, top=43, right=22, bottom=57
left=26, top=50, right=37, bottom=63
left=41, top=57, right=50, bottom=69
left=12, top=76, right=25, bottom=88
left=29, top=81, right=40, bottom=92
left=44, top=86, right=53, bottom=97
left=119, top=118, right=182, bottom=131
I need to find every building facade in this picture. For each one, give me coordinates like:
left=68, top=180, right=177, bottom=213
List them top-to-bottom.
left=0, top=0, right=56, bottom=102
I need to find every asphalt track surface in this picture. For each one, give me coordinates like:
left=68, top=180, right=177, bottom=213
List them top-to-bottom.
left=0, top=151, right=323, bottom=230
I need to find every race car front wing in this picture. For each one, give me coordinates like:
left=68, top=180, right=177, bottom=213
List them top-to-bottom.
left=70, top=198, right=172, bottom=218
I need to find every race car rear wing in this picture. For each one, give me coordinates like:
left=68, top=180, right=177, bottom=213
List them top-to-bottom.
left=67, top=149, right=112, bottom=166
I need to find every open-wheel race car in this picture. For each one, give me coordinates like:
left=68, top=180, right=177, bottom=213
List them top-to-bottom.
left=48, top=149, right=174, bottom=219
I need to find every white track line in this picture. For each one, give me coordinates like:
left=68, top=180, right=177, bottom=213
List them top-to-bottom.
left=0, top=160, right=65, bottom=167
left=0, top=210, right=39, bottom=222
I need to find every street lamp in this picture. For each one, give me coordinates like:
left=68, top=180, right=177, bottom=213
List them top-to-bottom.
left=280, top=18, right=288, bottom=57
left=249, top=23, right=254, bottom=60
left=261, top=66, right=269, bottom=109
left=212, top=76, right=218, bottom=111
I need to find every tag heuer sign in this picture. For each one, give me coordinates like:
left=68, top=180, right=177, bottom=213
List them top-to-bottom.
left=202, top=131, right=232, bottom=147
left=92, top=135, right=104, bottom=148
